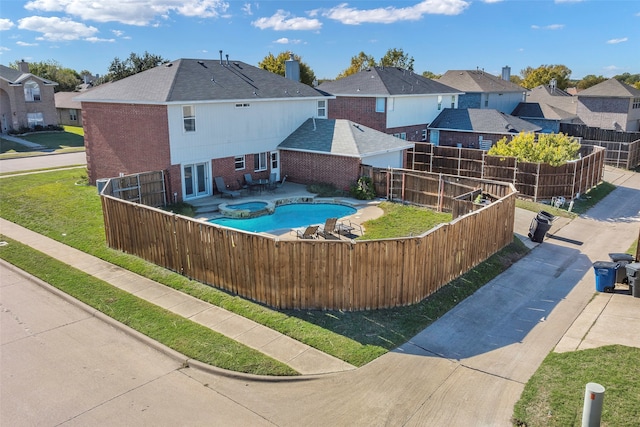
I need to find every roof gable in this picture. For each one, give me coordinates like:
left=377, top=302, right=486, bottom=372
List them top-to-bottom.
left=76, top=58, right=327, bottom=103
left=0, top=64, right=58, bottom=86
left=317, top=66, right=461, bottom=96
left=437, top=70, right=526, bottom=94
left=577, top=78, right=640, bottom=98
left=512, top=102, right=576, bottom=121
left=429, top=108, right=541, bottom=133
left=279, top=118, right=413, bottom=157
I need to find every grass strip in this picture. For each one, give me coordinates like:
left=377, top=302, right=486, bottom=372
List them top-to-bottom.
left=515, top=181, right=616, bottom=218
left=0, top=236, right=297, bottom=376
left=512, top=345, right=640, bottom=426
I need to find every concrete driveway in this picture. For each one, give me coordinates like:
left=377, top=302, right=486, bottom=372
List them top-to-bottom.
left=0, top=151, right=86, bottom=174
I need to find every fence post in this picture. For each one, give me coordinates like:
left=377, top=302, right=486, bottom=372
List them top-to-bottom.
left=581, top=382, right=605, bottom=427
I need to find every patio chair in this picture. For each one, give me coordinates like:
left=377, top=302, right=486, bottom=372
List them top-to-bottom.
left=267, top=172, right=277, bottom=192
left=273, top=175, right=287, bottom=192
left=214, top=176, right=241, bottom=198
left=318, top=217, right=339, bottom=239
left=336, top=219, right=362, bottom=237
left=296, top=225, right=319, bottom=239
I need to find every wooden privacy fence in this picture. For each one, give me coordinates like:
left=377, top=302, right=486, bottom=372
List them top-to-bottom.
left=560, top=123, right=640, bottom=169
left=407, top=143, right=605, bottom=201
left=99, top=170, right=167, bottom=208
left=101, top=170, right=517, bottom=311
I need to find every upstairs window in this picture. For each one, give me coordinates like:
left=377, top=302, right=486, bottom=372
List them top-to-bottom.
left=24, top=80, right=41, bottom=102
left=437, top=95, right=442, bottom=111
left=451, top=96, right=455, bottom=108
left=375, top=97, right=385, bottom=113
left=633, top=98, right=640, bottom=109
left=317, top=100, right=326, bottom=118
left=182, top=105, right=195, bottom=132
left=235, top=155, right=245, bottom=170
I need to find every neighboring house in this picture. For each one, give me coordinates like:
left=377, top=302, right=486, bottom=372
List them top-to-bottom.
left=76, top=55, right=337, bottom=201
left=0, top=61, right=58, bottom=133
left=317, top=66, right=462, bottom=141
left=437, top=67, right=527, bottom=114
left=575, top=78, right=640, bottom=131
left=525, top=83, right=578, bottom=115
left=512, top=84, right=580, bottom=134
left=55, top=91, right=84, bottom=126
left=427, top=108, right=542, bottom=149
left=279, top=118, right=414, bottom=189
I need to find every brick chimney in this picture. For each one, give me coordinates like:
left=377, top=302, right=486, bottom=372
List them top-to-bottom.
left=18, top=60, right=30, bottom=73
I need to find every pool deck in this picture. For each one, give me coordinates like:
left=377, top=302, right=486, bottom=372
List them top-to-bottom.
left=188, top=181, right=384, bottom=240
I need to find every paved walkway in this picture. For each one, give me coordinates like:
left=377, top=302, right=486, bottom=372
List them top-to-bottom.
left=0, top=219, right=355, bottom=376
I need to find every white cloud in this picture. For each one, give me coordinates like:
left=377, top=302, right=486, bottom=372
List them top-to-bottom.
left=24, top=0, right=230, bottom=26
left=322, top=0, right=470, bottom=25
left=482, top=0, right=503, bottom=3
left=242, top=3, right=252, bottom=15
left=252, top=10, right=322, bottom=30
left=18, top=16, right=99, bottom=41
left=0, top=18, right=15, bottom=30
left=531, top=24, right=564, bottom=30
left=112, top=30, right=124, bottom=37
left=85, top=37, right=115, bottom=43
left=274, top=37, right=302, bottom=44
left=606, top=37, right=628, bottom=44
left=16, top=41, right=39, bottom=46
left=0, top=46, right=10, bottom=52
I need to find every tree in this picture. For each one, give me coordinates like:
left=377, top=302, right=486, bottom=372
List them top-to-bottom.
left=379, top=48, right=414, bottom=71
left=107, top=51, right=168, bottom=81
left=336, top=51, right=377, bottom=79
left=258, top=52, right=316, bottom=86
left=10, top=59, right=80, bottom=92
left=520, top=64, right=572, bottom=90
left=421, top=71, right=440, bottom=79
left=614, top=72, right=640, bottom=87
left=577, top=75, right=607, bottom=90
left=488, top=132, right=580, bottom=166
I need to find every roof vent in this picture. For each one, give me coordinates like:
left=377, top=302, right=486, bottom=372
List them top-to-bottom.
left=197, top=61, right=207, bottom=68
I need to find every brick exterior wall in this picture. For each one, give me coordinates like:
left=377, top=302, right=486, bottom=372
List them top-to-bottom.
left=328, top=97, right=387, bottom=132
left=577, top=97, right=634, bottom=131
left=83, top=102, right=172, bottom=185
left=387, top=124, right=428, bottom=142
left=432, top=130, right=513, bottom=149
left=280, top=150, right=361, bottom=191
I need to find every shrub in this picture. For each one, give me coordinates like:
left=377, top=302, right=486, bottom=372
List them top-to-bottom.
left=488, top=132, right=581, bottom=166
left=350, top=176, right=376, bottom=200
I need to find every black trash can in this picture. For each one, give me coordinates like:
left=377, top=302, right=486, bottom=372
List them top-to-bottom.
left=538, top=210, right=556, bottom=223
left=528, top=214, right=552, bottom=243
left=609, top=253, right=636, bottom=283
left=593, top=261, right=619, bottom=293
left=626, top=262, right=640, bottom=298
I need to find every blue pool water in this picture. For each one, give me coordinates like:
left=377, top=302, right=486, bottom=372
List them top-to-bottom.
left=209, top=203, right=356, bottom=232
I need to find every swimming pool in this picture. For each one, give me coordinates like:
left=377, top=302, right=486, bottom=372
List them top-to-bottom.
left=209, top=203, right=356, bottom=233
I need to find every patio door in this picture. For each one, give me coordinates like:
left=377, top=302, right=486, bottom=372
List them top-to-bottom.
left=270, top=151, right=280, bottom=180
left=183, top=162, right=209, bottom=199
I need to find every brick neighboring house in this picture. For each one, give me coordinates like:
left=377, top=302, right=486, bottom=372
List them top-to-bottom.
left=76, top=55, right=337, bottom=202
left=0, top=61, right=58, bottom=133
left=317, top=66, right=462, bottom=142
left=437, top=67, right=527, bottom=114
left=575, top=78, right=640, bottom=131
left=512, top=83, right=581, bottom=133
left=55, top=90, right=84, bottom=126
left=427, top=108, right=541, bottom=149
left=279, top=118, right=414, bottom=190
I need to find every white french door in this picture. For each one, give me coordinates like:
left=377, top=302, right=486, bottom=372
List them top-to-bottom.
left=270, top=151, right=280, bottom=180
left=183, top=162, right=209, bottom=199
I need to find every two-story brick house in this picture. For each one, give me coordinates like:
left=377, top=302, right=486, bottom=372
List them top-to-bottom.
left=0, top=61, right=58, bottom=133
left=317, top=66, right=462, bottom=142
left=437, top=67, right=527, bottom=114
left=575, top=78, right=640, bottom=131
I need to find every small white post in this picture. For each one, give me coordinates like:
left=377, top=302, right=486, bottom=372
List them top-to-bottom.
left=582, top=382, right=605, bottom=427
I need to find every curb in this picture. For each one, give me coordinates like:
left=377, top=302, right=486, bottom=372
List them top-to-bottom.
left=1, top=259, right=316, bottom=383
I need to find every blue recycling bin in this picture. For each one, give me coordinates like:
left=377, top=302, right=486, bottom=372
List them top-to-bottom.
left=592, top=261, right=619, bottom=293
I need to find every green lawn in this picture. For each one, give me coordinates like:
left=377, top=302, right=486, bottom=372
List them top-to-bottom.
left=0, top=126, right=84, bottom=158
left=0, top=168, right=528, bottom=368
left=515, top=181, right=616, bottom=218
left=513, top=346, right=640, bottom=426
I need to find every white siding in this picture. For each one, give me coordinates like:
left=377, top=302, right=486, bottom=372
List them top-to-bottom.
left=486, top=92, right=525, bottom=114
left=386, top=95, right=456, bottom=128
left=167, top=99, right=320, bottom=165
left=362, top=150, right=405, bottom=169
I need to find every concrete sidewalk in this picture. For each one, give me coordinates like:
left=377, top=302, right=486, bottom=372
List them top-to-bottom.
left=0, top=218, right=355, bottom=376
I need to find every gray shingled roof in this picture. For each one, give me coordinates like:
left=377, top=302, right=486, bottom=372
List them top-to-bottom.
left=76, top=58, right=327, bottom=103
left=0, top=64, right=58, bottom=85
left=316, top=66, right=461, bottom=96
left=437, top=70, right=526, bottom=94
left=576, top=78, right=640, bottom=98
left=525, top=84, right=577, bottom=114
left=512, top=102, right=577, bottom=121
left=429, top=108, right=541, bottom=133
left=278, top=118, right=414, bottom=157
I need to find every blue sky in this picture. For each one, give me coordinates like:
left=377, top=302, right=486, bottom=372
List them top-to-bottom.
left=1, top=0, right=638, bottom=81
